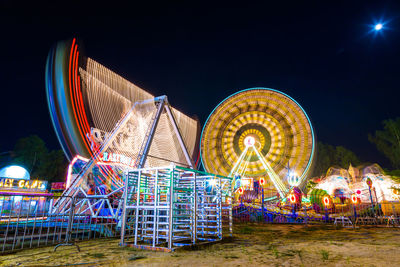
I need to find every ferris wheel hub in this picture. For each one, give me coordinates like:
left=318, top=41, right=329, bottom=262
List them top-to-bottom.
left=244, top=136, right=256, bottom=147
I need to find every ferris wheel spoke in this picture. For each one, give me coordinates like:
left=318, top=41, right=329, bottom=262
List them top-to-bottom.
left=228, top=146, right=249, bottom=178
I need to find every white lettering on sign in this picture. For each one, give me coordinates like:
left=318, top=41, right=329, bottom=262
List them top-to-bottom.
left=99, top=152, right=135, bottom=167
left=0, top=178, right=47, bottom=190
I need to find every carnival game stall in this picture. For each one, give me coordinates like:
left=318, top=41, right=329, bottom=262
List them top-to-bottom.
left=0, top=165, right=51, bottom=218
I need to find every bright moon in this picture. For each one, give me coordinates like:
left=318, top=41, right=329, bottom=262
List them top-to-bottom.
left=375, top=23, right=383, bottom=30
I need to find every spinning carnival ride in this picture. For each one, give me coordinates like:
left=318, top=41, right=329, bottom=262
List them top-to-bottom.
left=43, top=39, right=233, bottom=249
left=46, top=39, right=201, bottom=212
left=200, top=88, right=315, bottom=198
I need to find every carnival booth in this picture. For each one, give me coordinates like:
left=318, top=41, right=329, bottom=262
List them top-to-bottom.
left=0, top=165, right=50, bottom=216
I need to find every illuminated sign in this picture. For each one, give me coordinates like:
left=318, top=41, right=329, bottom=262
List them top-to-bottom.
left=98, top=152, right=135, bottom=167
left=0, top=178, right=47, bottom=191
left=51, top=182, right=66, bottom=190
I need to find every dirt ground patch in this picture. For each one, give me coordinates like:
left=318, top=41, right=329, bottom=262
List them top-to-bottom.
left=2, top=224, right=400, bottom=266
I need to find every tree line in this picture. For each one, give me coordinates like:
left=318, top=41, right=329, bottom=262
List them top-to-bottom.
left=313, top=117, right=400, bottom=177
left=0, top=135, right=68, bottom=183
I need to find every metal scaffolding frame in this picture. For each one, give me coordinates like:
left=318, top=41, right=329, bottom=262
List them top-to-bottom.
left=120, top=165, right=232, bottom=251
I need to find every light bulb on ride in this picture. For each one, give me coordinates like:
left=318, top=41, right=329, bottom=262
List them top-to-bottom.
left=288, top=171, right=299, bottom=187
left=209, top=179, right=217, bottom=187
left=323, top=196, right=330, bottom=206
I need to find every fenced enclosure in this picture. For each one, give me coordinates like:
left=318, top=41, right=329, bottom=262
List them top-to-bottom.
left=120, top=165, right=233, bottom=251
left=0, top=193, right=121, bottom=254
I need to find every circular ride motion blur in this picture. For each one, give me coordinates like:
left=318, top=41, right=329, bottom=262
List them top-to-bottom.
left=200, top=88, right=315, bottom=186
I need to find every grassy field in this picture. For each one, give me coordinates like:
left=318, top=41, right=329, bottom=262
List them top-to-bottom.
left=2, top=224, right=400, bottom=266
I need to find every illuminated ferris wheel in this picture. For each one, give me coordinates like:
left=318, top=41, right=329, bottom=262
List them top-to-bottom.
left=200, top=88, right=315, bottom=197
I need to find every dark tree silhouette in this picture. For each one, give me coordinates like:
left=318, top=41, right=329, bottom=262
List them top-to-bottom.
left=369, top=118, right=400, bottom=169
left=12, top=135, right=67, bottom=182
left=13, top=135, right=48, bottom=177
left=312, top=142, right=361, bottom=177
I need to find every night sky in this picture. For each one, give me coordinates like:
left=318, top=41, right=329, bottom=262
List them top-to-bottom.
left=1, top=1, right=400, bottom=168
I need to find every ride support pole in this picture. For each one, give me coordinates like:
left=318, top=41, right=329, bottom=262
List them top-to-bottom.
left=261, top=187, right=265, bottom=222
left=368, top=187, right=376, bottom=217
left=353, top=204, right=357, bottom=221
left=325, top=206, right=328, bottom=223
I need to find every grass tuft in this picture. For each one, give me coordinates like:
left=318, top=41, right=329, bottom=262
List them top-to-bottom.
left=239, top=226, right=255, bottom=234
left=271, top=246, right=280, bottom=258
left=320, top=249, right=329, bottom=261
left=89, top=253, right=105, bottom=258
left=129, top=255, right=146, bottom=261
left=224, top=255, right=240, bottom=259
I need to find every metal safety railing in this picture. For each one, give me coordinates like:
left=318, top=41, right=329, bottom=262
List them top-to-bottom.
left=0, top=193, right=122, bottom=254
left=232, top=200, right=400, bottom=227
